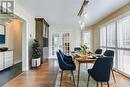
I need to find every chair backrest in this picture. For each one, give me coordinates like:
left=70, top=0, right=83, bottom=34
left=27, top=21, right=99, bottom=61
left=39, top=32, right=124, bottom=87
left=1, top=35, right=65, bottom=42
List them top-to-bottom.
left=74, top=47, right=81, bottom=52
left=95, top=49, right=102, bottom=54
left=59, top=50, right=65, bottom=57
left=103, top=50, right=114, bottom=57
left=103, top=50, right=114, bottom=68
left=56, top=51, right=67, bottom=69
left=91, top=57, right=113, bottom=82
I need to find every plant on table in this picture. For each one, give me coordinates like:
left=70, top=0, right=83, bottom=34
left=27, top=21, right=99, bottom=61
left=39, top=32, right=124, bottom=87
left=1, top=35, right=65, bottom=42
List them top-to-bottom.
left=80, top=43, right=89, bottom=55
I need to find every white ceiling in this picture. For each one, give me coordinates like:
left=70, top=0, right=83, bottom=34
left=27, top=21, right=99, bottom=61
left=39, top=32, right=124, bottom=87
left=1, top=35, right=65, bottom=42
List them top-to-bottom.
left=16, top=0, right=129, bottom=26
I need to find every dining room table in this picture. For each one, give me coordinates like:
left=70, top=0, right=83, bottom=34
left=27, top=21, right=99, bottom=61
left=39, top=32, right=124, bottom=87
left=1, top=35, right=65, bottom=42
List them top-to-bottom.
left=72, top=53, right=97, bottom=87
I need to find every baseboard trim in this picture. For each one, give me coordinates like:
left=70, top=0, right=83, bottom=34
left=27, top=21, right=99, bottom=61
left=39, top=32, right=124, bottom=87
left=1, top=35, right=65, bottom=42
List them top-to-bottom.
left=14, top=60, right=22, bottom=65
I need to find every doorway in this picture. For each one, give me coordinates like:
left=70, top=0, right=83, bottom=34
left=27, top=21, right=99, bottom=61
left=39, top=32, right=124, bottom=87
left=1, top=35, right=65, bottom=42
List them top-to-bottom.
left=51, top=32, right=70, bottom=58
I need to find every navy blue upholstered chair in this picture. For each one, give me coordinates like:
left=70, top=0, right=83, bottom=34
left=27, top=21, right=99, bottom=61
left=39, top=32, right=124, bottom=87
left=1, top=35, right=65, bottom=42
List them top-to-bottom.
left=74, top=47, right=82, bottom=52
left=95, top=49, right=102, bottom=54
left=59, top=50, right=73, bottom=63
left=103, top=50, right=116, bottom=83
left=103, top=50, right=114, bottom=57
left=56, top=51, right=76, bottom=86
left=87, top=57, right=113, bottom=87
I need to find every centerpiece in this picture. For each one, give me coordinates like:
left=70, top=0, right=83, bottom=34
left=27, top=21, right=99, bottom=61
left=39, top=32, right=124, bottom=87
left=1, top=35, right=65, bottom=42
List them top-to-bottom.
left=80, top=43, right=89, bottom=59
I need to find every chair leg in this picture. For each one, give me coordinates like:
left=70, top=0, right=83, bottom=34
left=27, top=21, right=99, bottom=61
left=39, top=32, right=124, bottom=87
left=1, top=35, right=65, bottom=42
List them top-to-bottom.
left=60, top=70, right=63, bottom=86
left=71, top=70, right=75, bottom=86
left=112, top=70, right=116, bottom=83
left=87, top=75, right=90, bottom=87
left=107, top=81, right=110, bottom=87
left=96, top=82, right=98, bottom=87
left=101, top=82, right=103, bottom=87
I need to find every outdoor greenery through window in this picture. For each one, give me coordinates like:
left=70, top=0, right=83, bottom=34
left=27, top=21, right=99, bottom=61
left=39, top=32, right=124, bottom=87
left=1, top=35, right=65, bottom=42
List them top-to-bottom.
left=100, top=15, right=130, bottom=76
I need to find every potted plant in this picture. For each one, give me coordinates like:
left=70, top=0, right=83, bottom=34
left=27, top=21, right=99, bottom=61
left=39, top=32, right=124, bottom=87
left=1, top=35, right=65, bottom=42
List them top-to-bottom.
left=32, top=39, right=41, bottom=67
left=80, top=43, right=89, bottom=55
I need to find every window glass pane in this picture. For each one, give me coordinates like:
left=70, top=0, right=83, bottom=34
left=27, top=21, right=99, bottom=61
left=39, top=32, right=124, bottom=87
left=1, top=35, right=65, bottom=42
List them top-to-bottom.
left=117, top=16, right=130, bottom=48
left=107, top=22, right=116, bottom=47
left=100, top=26, right=106, bottom=47
left=83, top=31, right=92, bottom=51
left=62, top=33, right=70, bottom=54
left=118, top=50, right=130, bottom=75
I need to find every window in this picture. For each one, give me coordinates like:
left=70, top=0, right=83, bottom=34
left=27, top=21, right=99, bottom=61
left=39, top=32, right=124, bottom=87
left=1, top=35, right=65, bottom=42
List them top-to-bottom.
left=100, top=15, right=130, bottom=76
left=117, top=15, right=130, bottom=75
left=117, top=16, right=130, bottom=48
left=100, top=22, right=116, bottom=67
left=107, top=22, right=116, bottom=47
left=100, top=26, right=106, bottom=47
left=83, top=31, right=92, bottom=51
left=118, top=50, right=130, bottom=75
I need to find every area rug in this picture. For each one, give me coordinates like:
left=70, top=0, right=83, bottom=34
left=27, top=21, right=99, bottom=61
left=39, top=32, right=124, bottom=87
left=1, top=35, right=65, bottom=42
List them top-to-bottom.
left=55, top=64, right=97, bottom=87
left=55, top=64, right=115, bottom=87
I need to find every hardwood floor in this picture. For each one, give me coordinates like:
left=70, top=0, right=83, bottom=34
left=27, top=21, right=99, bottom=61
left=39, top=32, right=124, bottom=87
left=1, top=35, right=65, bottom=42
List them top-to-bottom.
left=3, top=59, right=130, bottom=87
left=3, top=59, right=59, bottom=87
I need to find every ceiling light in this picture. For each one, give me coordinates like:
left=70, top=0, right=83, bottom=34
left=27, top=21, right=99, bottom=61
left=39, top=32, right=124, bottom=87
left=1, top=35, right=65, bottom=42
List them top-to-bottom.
left=78, top=0, right=89, bottom=16
left=80, top=22, right=85, bottom=30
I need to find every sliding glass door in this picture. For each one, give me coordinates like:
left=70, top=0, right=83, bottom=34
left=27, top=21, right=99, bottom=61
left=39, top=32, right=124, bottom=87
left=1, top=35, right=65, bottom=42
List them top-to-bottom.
left=100, top=15, right=130, bottom=76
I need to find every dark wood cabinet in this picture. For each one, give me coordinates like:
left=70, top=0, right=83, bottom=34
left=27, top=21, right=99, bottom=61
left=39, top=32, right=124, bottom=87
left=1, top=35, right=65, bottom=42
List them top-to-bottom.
left=35, top=18, right=49, bottom=64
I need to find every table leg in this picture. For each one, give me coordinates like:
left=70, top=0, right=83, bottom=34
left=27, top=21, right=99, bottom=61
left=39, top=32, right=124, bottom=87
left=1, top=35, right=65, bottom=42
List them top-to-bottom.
left=77, top=62, right=80, bottom=87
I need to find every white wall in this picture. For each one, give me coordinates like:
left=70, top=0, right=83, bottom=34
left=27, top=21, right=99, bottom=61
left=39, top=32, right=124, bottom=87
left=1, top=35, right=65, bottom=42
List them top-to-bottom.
left=14, top=1, right=35, bottom=71
left=49, top=25, right=81, bottom=58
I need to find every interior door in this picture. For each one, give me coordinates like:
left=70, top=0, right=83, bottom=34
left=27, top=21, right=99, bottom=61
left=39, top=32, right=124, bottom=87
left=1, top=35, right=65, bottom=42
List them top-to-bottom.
left=51, top=32, right=70, bottom=58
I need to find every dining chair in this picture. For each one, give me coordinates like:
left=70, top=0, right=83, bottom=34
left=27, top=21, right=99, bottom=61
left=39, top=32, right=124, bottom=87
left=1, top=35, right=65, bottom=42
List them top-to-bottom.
left=74, top=47, right=82, bottom=52
left=95, top=49, right=102, bottom=54
left=59, top=50, right=73, bottom=63
left=103, top=50, right=116, bottom=83
left=103, top=50, right=114, bottom=57
left=56, top=51, right=76, bottom=86
left=87, top=57, right=113, bottom=87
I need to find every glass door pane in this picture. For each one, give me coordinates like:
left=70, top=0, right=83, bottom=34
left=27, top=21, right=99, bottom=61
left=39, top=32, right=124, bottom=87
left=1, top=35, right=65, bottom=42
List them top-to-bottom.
left=51, top=32, right=70, bottom=57
left=52, top=33, right=62, bottom=56
left=62, top=33, right=70, bottom=55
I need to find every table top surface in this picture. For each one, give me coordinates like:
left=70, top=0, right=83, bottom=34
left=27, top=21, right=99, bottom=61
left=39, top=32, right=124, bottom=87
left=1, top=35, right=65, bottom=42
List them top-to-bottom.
left=72, top=52, right=97, bottom=63
left=75, top=57, right=96, bottom=63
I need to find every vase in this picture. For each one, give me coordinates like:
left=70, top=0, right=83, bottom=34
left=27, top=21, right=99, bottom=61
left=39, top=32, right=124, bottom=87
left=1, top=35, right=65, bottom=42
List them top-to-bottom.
left=32, top=58, right=41, bottom=67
